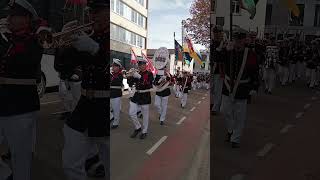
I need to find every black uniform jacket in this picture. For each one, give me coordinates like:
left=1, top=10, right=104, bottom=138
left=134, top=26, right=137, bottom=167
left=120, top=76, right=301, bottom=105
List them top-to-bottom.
left=0, top=33, right=43, bottom=116
left=65, top=33, right=109, bottom=137
left=54, top=47, right=82, bottom=82
left=222, top=48, right=260, bottom=100
left=128, top=70, right=154, bottom=105
left=110, top=71, right=123, bottom=98
left=154, top=74, right=171, bottom=97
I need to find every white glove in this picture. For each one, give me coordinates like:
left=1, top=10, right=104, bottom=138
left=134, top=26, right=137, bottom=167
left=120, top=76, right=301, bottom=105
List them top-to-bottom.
left=0, top=18, right=11, bottom=34
left=72, top=34, right=100, bottom=55
left=133, top=72, right=141, bottom=79
left=70, top=74, right=79, bottom=80
left=158, top=76, right=166, bottom=83
left=249, top=90, right=257, bottom=96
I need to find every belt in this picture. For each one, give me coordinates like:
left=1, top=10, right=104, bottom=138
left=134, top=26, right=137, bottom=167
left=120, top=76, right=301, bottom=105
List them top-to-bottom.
left=225, top=76, right=250, bottom=83
left=0, top=77, right=37, bottom=85
left=110, top=86, right=122, bottom=89
left=81, top=89, right=110, bottom=99
left=136, top=89, right=152, bottom=93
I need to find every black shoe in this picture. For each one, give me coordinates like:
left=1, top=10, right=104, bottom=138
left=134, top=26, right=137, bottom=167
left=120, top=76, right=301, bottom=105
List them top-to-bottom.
left=264, top=89, right=268, bottom=94
left=268, top=91, right=272, bottom=95
left=137, top=111, right=143, bottom=119
left=160, top=121, right=164, bottom=125
left=111, top=125, right=119, bottom=129
left=130, top=128, right=142, bottom=138
left=225, top=132, right=233, bottom=142
left=140, top=133, right=147, bottom=139
left=231, top=142, right=240, bottom=148
left=1, top=151, right=11, bottom=165
left=85, top=154, right=100, bottom=172
left=87, top=164, right=105, bottom=178
left=6, top=174, right=13, bottom=180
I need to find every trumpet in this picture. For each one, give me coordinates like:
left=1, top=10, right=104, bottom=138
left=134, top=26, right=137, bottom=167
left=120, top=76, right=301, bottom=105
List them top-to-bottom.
left=39, top=22, right=94, bottom=49
left=127, top=68, right=139, bottom=77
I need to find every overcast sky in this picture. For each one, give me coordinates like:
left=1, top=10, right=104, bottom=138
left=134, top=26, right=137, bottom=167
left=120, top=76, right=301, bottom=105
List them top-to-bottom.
left=147, top=0, right=205, bottom=50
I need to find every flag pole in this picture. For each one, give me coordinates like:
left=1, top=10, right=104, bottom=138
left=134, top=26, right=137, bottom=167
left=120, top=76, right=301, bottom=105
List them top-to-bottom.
left=229, top=0, right=234, bottom=89
left=181, top=20, right=184, bottom=73
left=174, top=32, right=177, bottom=75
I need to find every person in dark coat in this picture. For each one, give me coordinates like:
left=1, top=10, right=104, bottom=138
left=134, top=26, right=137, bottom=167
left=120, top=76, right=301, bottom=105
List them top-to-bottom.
left=110, top=58, right=123, bottom=129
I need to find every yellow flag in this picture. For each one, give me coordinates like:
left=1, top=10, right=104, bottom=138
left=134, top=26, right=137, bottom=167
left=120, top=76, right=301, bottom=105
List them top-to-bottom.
left=282, top=0, right=300, bottom=17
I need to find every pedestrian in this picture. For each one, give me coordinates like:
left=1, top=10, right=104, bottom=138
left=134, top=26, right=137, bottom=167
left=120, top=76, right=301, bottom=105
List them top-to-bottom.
left=0, top=0, right=51, bottom=179
left=61, top=1, right=109, bottom=179
left=263, top=37, right=278, bottom=94
left=110, top=58, right=123, bottom=129
left=127, top=58, right=154, bottom=139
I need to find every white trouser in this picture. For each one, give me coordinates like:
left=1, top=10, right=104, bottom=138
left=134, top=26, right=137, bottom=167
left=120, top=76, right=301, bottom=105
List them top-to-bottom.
left=288, top=63, right=296, bottom=83
left=278, top=65, right=289, bottom=85
left=263, top=68, right=276, bottom=92
left=309, top=69, right=317, bottom=88
left=212, top=74, right=223, bottom=112
left=59, top=80, right=82, bottom=112
left=181, top=93, right=188, bottom=107
left=154, top=95, right=169, bottom=122
left=220, top=95, right=247, bottom=143
left=110, top=97, right=121, bottom=126
left=129, top=101, right=149, bottom=133
left=0, top=112, right=37, bottom=180
left=62, top=125, right=109, bottom=180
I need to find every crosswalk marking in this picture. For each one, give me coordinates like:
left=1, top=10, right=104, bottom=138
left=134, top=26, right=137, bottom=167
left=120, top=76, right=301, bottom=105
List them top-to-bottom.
left=197, top=101, right=201, bottom=104
left=190, top=107, right=196, bottom=112
left=295, top=112, right=304, bottom=119
left=280, top=124, right=294, bottom=134
left=146, top=136, right=168, bottom=155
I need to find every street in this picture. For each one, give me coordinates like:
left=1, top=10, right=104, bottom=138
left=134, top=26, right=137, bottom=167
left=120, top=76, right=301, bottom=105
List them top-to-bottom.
left=212, top=80, right=320, bottom=180
left=0, top=88, right=210, bottom=180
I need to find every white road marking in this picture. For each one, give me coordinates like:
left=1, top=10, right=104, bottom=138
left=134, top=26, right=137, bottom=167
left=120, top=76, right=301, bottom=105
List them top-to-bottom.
left=204, top=94, right=208, bottom=96
left=201, top=97, right=205, bottom=100
left=311, top=97, right=318, bottom=100
left=40, top=100, right=61, bottom=105
left=197, top=101, right=201, bottom=104
left=304, top=104, right=311, bottom=110
left=190, top=107, right=196, bottom=112
left=51, top=111, right=68, bottom=115
left=295, top=112, right=304, bottom=119
left=176, top=116, right=187, bottom=125
left=280, top=124, right=294, bottom=134
left=146, top=136, right=168, bottom=155
left=257, top=143, right=275, bottom=157
left=230, top=174, right=245, bottom=180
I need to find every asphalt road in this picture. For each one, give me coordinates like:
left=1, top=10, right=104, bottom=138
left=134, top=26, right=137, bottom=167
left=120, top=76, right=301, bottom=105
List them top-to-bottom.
left=212, top=80, right=320, bottom=180
left=0, top=88, right=210, bottom=180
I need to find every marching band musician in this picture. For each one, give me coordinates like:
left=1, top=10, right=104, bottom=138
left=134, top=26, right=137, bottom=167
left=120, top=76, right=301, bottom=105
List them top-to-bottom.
left=0, top=0, right=51, bottom=179
left=61, top=0, right=109, bottom=179
left=220, top=28, right=260, bottom=148
left=263, top=37, right=279, bottom=94
left=110, top=58, right=123, bottom=129
left=127, top=58, right=154, bottom=139
left=154, top=67, right=172, bottom=125
left=179, top=71, right=192, bottom=108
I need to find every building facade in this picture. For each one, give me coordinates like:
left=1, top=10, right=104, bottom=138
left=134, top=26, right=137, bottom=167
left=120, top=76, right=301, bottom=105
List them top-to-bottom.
left=110, top=0, right=148, bottom=70
left=212, top=0, right=320, bottom=40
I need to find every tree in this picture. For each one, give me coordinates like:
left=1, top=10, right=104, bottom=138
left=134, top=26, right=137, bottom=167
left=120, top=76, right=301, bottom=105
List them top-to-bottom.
left=184, top=0, right=211, bottom=48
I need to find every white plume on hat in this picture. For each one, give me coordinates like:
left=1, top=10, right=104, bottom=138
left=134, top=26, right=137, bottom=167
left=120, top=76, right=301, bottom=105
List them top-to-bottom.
left=10, top=0, right=38, bottom=20
left=112, top=58, right=122, bottom=67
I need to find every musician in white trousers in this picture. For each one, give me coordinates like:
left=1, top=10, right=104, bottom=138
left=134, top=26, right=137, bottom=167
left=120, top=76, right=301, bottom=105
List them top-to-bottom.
left=264, top=44, right=279, bottom=94
left=127, top=58, right=154, bottom=139
left=110, top=59, right=123, bottom=129
left=154, top=69, right=172, bottom=125
left=179, top=72, right=191, bottom=108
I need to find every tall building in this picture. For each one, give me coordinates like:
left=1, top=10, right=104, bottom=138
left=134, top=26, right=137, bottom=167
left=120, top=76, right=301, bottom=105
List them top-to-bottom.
left=110, top=0, right=148, bottom=70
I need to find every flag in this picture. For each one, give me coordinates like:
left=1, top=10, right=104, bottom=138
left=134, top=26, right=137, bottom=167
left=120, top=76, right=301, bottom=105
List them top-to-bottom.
left=240, top=0, right=259, bottom=19
left=282, top=0, right=300, bottom=17
left=182, top=28, right=203, bottom=65
left=175, top=40, right=184, bottom=61
left=130, top=48, right=138, bottom=65
left=142, top=51, right=158, bottom=75
left=184, top=52, right=192, bottom=65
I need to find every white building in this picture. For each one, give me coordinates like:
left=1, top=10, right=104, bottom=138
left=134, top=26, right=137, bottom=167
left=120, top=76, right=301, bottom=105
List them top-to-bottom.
left=110, top=0, right=148, bottom=70
left=212, top=0, right=320, bottom=40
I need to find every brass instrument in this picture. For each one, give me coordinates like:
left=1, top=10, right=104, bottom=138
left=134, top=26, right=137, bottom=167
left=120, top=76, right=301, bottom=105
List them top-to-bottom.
left=39, top=22, right=94, bottom=49
left=127, top=68, right=139, bottom=77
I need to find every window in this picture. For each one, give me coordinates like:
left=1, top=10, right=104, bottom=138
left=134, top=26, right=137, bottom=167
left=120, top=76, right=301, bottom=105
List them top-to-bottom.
left=111, top=0, right=115, bottom=11
left=116, top=0, right=120, bottom=14
left=232, top=0, right=240, bottom=14
left=119, top=1, right=124, bottom=16
left=265, top=4, right=272, bottom=25
left=289, top=4, right=304, bottom=26
left=314, top=5, right=320, bottom=27
left=216, top=17, right=224, bottom=26
left=110, top=24, right=146, bottom=49
left=131, top=33, right=137, bottom=45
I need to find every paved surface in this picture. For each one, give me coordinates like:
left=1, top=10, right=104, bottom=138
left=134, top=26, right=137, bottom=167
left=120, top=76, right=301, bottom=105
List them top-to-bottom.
left=212, top=80, right=320, bottom=180
left=0, top=88, right=210, bottom=180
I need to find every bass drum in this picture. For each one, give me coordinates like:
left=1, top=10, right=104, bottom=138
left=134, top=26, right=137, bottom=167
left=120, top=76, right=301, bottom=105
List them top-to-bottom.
left=152, top=47, right=169, bottom=70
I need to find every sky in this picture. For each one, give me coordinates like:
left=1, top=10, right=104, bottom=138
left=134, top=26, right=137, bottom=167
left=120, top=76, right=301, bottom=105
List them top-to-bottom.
left=147, top=0, right=205, bottom=50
